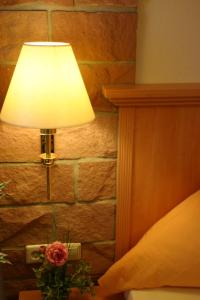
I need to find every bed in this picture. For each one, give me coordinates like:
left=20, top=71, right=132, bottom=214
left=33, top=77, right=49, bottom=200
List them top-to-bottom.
left=98, top=83, right=200, bottom=299
left=125, top=288, right=200, bottom=300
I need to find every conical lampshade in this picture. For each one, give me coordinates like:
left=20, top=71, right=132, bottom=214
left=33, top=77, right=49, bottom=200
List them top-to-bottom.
left=0, top=42, right=95, bottom=129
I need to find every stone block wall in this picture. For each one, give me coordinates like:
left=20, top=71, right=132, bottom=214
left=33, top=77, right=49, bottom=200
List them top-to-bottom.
left=0, top=1, right=137, bottom=299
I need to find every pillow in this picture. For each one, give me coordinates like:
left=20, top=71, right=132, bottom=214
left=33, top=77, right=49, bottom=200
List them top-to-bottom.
left=98, top=190, right=200, bottom=296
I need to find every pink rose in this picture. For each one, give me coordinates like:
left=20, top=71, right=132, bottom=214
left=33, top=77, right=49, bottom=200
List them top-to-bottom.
left=45, top=241, right=68, bottom=266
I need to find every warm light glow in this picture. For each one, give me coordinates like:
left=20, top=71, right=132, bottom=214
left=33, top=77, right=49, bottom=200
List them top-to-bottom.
left=0, top=42, right=95, bottom=129
left=25, top=42, right=69, bottom=47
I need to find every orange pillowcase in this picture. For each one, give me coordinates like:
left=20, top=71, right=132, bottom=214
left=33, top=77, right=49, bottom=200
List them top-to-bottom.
left=98, top=190, right=200, bottom=296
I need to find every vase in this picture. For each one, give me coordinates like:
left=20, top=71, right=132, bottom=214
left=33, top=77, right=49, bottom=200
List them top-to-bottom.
left=40, top=290, right=70, bottom=300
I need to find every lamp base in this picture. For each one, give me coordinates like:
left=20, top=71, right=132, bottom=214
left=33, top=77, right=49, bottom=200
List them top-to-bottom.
left=40, top=129, right=56, bottom=200
left=40, top=129, right=56, bottom=166
left=40, top=153, right=56, bottom=166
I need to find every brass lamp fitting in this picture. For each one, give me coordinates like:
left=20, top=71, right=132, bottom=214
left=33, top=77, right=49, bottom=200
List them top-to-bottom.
left=40, top=129, right=56, bottom=166
left=40, top=129, right=57, bottom=200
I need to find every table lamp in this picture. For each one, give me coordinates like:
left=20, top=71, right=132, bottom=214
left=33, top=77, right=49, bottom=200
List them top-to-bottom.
left=0, top=42, right=95, bottom=200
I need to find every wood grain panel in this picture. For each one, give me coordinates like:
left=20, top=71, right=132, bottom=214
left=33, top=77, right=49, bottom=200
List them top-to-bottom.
left=103, top=83, right=200, bottom=106
left=103, top=84, right=200, bottom=260
left=131, top=106, right=200, bottom=245
left=115, top=107, right=135, bottom=260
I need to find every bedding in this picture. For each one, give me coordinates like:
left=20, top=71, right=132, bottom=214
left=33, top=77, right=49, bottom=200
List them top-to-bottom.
left=98, top=190, right=200, bottom=295
left=124, top=288, right=200, bottom=300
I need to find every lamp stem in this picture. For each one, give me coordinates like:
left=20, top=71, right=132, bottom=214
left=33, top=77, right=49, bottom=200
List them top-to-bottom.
left=40, top=129, right=56, bottom=201
left=46, top=132, right=52, bottom=158
left=46, top=166, right=51, bottom=201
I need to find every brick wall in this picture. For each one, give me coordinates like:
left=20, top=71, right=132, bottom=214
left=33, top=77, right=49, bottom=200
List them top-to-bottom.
left=0, top=1, right=137, bottom=299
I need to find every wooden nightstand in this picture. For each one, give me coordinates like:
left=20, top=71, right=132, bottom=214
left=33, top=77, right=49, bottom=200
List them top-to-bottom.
left=19, top=287, right=124, bottom=300
left=19, top=289, right=92, bottom=300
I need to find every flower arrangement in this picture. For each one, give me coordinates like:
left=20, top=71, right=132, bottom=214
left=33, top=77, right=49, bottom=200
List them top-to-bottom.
left=33, top=241, right=94, bottom=300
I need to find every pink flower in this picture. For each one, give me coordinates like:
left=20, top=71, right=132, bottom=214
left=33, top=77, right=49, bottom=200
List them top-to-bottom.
left=45, top=241, right=68, bottom=267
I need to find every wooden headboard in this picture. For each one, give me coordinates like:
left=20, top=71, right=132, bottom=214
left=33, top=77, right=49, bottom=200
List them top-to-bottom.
left=103, top=83, right=200, bottom=261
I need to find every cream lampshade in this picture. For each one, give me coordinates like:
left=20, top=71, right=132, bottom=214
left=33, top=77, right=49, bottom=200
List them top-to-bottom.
left=0, top=42, right=95, bottom=199
left=0, top=42, right=95, bottom=128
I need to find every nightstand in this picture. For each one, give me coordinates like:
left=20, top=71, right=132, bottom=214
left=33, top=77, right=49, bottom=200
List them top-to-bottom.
left=19, top=287, right=124, bottom=300
left=19, top=289, right=93, bottom=300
